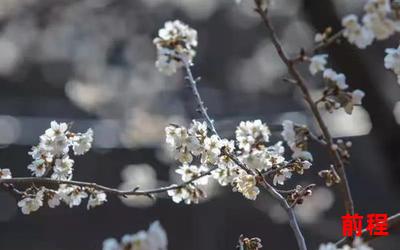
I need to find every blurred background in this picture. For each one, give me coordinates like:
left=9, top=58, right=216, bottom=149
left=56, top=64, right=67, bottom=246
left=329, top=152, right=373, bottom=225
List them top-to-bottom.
left=0, top=0, right=399, bottom=249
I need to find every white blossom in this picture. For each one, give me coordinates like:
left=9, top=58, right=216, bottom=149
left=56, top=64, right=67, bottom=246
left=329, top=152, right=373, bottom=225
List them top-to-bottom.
left=364, top=0, right=391, bottom=15
left=363, top=12, right=395, bottom=40
left=342, top=14, right=374, bottom=49
left=153, top=20, right=197, bottom=75
left=314, top=32, right=326, bottom=43
left=384, top=46, right=400, bottom=83
left=309, top=54, right=328, bottom=75
left=323, top=69, right=348, bottom=90
left=343, top=89, right=365, bottom=114
left=351, top=89, right=365, bottom=106
left=188, top=120, right=208, bottom=138
left=235, top=120, right=270, bottom=152
left=281, top=120, right=313, bottom=161
left=281, top=120, right=296, bottom=147
left=26, top=121, right=94, bottom=185
left=41, top=121, right=69, bottom=156
left=45, top=121, right=68, bottom=138
left=165, top=125, right=199, bottom=163
left=72, top=128, right=93, bottom=155
left=201, top=135, right=223, bottom=164
left=28, top=145, right=53, bottom=163
left=241, top=148, right=270, bottom=171
left=292, top=149, right=313, bottom=162
left=51, top=156, right=74, bottom=180
left=27, top=159, right=47, bottom=177
left=175, top=164, right=209, bottom=185
left=212, top=167, right=236, bottom=186
left=0, top=168, right=11, bottom=179
left=273, top=168, right=292, bottom=186
left=233, top=172, right=260, bottom=200
left=167, top=184, right=204, bottom=204
left=60, top=186, right=88, bottom=208
left=167, top=186, right=190, bottom=204
left=17, top=189, right=44, bottom=215
left=87, top=191, right=107, bottom=209
left=47, top=192, right=61, bottom=208
left=102, top=221, right=167, bottom=250
left=147, top=221, right=168, bottom=250
left=319, top=237, right=373, bottom=250
left=352, top=237, right=373, bottom=250
left=102, top=238, right=120, bottom=250
left=319, top=242, right=338, bottom=250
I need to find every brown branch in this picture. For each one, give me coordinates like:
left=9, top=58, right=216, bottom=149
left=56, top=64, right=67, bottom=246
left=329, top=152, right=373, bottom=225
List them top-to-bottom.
left=254, top=5, right=355, bottom=216
left=0, top=166, right=217, bottom=197
left=335, top=213, right=400, bottom=247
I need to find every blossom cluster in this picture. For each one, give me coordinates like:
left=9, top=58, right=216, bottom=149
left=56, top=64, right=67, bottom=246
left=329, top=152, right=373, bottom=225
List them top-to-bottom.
left=322, top=0, right=400, bottom=85
left=341, top=0, right=397, bottom=49
left=153, top=20, right=198, bottom=75
left=384, top=46, right=400, bottom=84
left=308, top=54, right=365, bottom=114
left=165, top=119, right=312, bottom=202
left=281, top=120, right=313, bottom=161
left=15, top=121, right=107, bottom=214
left=27, top=121, right=93, bottom=180
left=0, top=168, right=12, bottom=179
left=17, top=185, right=107, bottom=214
left=102, top=221, right=167, bottom=250
left=319, top=237, right=372, bottom=250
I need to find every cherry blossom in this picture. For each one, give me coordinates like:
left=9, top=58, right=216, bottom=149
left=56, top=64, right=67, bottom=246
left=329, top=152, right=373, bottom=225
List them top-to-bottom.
left=153, top=20, right=197, bottom=75
left=309, top=54, right=328, bottom=75
left=0, top=168, right=12, bottom=179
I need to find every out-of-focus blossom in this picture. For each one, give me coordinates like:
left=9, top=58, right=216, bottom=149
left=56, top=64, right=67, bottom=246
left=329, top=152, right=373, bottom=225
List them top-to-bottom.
left=342, top=14, right=374, bottom=49
left=153, top=20, right=197, bottom=75
left=309, top=54, right=328, bottom=75
left=102, top=221, right=167, bottom=250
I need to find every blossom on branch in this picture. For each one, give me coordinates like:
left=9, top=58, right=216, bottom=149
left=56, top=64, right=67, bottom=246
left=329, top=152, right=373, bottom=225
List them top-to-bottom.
left=342, top=14, right=374, bottom=49
left=153, top=20, right=197, bottom=75
left=384, top=46, right=400, bottom=84
left=309, top=54, right=328, bottom=75
left=319, top=69, right=365, bottom=114
left=281, top=120, right=313, bottom=161
left=27, top=121, right=93, bottom=179
left=0, top=168, right=12, bottom=179
left=102, top=221, right=167, bottom=250
left=319, top=237, right=372, bottom=250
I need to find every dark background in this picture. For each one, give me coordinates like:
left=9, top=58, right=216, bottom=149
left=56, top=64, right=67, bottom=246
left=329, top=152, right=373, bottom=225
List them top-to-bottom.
left=0, top=0, right=399, bottom=249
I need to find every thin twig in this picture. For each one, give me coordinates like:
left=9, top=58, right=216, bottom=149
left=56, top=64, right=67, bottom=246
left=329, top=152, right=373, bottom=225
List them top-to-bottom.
left=254, top=5, right=355, bottom=217
left=313, top=29, right=344, bottom=53
left=182, top=60, right=307, bottom=250
left=182, top=61, right=253, bottom=175
left=183, top=62, right=218, bottom=137
left=0, top=166, right=217, bottom=197
left=258, top=173, right=308, bottom=250
left=335, top=213, right=400, bottom=247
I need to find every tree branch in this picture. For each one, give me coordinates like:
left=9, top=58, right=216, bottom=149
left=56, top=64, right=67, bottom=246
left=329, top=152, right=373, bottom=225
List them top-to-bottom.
left=254, top=5, right=355, bottom=217
left=182, top=61, right=308, bottom=250
left=0, top=166, right=217, bottom=198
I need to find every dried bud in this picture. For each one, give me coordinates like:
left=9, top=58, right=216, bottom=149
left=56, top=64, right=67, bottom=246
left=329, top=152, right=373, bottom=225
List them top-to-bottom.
left=287, top=159, right=311, bottom=175
left=319, top=166, right=341, bottom=187
left=287, top=184, right=314, bottom=206
left=238, top=235, right=263, bottom=250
